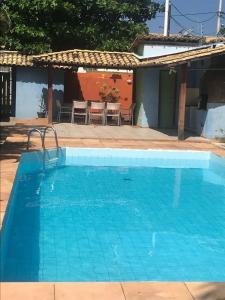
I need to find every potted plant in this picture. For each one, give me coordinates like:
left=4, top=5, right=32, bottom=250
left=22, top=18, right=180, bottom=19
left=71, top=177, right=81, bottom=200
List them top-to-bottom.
left=99, top=83, right=120, bottom=103
left=37, top=96, right=47, bottom=118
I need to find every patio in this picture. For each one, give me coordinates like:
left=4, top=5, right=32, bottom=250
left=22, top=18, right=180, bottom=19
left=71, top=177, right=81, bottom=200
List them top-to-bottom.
left=1, top=118, right=206, bottom=141
left=54, top=123, right=207, bottom=140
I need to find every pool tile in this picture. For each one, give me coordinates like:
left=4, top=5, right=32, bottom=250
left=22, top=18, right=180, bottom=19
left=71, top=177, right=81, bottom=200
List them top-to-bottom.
left=2, top=146, right=225, bottom=282
left=55, top=283, right=125, bottom=300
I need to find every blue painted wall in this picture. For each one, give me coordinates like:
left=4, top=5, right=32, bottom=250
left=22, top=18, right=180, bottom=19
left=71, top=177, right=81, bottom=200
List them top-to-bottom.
left=15, top=67, right=64, bottom=119
left=135, top=68, right=160, bottom=127
left=185, top=103, right=225, bottom=139
left=202, top=103, right=225, bottom=138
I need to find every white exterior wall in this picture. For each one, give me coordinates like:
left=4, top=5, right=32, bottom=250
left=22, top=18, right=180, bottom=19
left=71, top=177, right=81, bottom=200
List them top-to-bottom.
left=141, top=44, right=196, bottom=58
left=135, top=68, right=160, bottom=127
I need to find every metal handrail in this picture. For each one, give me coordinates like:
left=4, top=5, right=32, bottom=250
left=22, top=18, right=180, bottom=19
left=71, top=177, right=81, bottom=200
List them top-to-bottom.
left=26, top=126, right=59, bottom=151
left=42, top=126, right=59, bottom=149
left=26, top=128, right=44, bottom=150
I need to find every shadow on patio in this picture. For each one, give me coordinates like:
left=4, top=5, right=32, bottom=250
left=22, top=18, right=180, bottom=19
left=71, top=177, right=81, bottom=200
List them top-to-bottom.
left=52, top=122, right=206, bottom=141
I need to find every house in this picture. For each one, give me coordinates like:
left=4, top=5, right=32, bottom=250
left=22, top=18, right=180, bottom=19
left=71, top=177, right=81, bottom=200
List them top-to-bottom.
left=131, top=33, right=225, bottom=57
left=131, top=34, right=202, bottom=57
left=132, top=34, right=225, bottom=139
left=0, top=36, right=225, bottom=140
left=0, top=50, right=136, bottom=121
left=0, top=51, right=64, bottom=120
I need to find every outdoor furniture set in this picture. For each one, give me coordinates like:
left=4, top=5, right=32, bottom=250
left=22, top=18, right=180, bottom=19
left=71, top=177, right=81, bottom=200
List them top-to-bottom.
left=56, top=100, right=135, bottom=126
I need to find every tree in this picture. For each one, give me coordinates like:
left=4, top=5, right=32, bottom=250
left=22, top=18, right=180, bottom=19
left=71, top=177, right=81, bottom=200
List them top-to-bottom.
left=1, top=0, right=161, bottom=54
left=0, top=2, right=10, bottom=36
left=0, top=3, right=11, bottom=49
left=219, top=26, right=225, bottom=36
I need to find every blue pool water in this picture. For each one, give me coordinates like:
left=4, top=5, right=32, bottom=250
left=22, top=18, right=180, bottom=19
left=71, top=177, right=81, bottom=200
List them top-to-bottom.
left=1, top=148, right=225, bottom=281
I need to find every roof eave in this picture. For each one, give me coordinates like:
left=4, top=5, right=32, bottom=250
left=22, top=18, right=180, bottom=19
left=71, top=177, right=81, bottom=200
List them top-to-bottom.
left=140, top=50, right=225, bottom=68
left=33, top=60, right=138, bottom=70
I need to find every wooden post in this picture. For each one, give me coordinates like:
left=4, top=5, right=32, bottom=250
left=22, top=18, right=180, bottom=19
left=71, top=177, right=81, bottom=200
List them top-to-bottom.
left=178, top=63, right=188, bottom=140
left=48, top=64, right=53, bottom=124
left=132, top=68, right=137, bottom=124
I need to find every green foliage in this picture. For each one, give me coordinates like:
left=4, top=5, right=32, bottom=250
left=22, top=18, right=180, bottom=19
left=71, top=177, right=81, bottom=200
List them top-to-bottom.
left=1, top=0, right=161, bottom=54
left=0, top=6, right=10, bottom=36
left=219, top=26, right=225, bottom=37
left=99, top=83, right=120, bottom=103
left=38, top=95, right=47, bottom=113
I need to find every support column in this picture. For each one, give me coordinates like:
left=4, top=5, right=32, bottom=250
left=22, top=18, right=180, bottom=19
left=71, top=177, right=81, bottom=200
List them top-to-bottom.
left=178, top=63, right=188, bottom=140
left=48, top=64, right=53, bottom=124
left=132, top=69, right=137, bottom=125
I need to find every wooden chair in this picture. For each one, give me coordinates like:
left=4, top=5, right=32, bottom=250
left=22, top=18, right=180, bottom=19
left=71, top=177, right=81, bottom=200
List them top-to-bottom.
left=56, top=99, right=72, bottom=122
left=71, top=100, right=88, bottom=124
left=89, top=102, right=105, bottom=125
left=105, top=102, right=121, bottom=126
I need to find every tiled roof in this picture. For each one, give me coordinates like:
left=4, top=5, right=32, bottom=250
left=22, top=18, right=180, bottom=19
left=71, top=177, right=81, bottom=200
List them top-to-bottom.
left=130, top=34, right=202, bottom=49
left=130, top=34, right=225, bottom=50
left=205, top=36, right=225, bottom=44
left=1, top=45, right=225, bottom=69
left=140, top=45, right=225, bottom=67
left=33, top=49, right=140, bottom=69
left=0, top=51, right=33, bottom=66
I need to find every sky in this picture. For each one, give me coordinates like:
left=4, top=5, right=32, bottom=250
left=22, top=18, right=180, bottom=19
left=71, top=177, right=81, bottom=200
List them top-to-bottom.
left=147, top=0, right=225, bottom=36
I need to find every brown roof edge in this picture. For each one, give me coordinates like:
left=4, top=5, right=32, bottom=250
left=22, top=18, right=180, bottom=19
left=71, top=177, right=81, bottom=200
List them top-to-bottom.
left=130, top=33, right=203, bottom=50
left=1, top=45, right=225, bottom=69
left=139, top=45, right=225, bottom=68
left=140, top=45, right=211, bottom=63
left=32, top=48, right=139, bottom=58
left=32, top=49, right=140, bottom=69
left=0, top=51, right=33, bottom=66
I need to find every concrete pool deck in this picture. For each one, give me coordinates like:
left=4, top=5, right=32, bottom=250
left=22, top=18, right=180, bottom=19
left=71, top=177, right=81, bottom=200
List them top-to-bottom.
left=1, top=122, right=225, bottom=299
left=2, top=282, right=225, bottom=300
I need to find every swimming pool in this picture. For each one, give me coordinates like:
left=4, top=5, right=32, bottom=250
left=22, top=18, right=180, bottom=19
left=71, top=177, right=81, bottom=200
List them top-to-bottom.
left=1, top=148, right=225, bottom=282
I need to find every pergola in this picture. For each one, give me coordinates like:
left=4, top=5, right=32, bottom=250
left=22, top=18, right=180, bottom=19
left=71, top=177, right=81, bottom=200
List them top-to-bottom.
left=32, top=45, right=225, bottom=140
left=139, top=45, right=225, bottom=139
left=32, top=49, right=139, bottom=124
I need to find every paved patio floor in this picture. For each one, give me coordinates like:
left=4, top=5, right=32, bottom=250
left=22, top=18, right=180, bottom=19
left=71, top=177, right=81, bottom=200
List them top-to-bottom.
left=2, top=118, right=206, bottom=141
left=1, top=120, right=225, bottom=299
left=53, top=123, right=205, bottom=140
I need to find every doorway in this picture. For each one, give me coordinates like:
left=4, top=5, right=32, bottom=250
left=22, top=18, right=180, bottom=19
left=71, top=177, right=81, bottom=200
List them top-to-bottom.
left=0, top=67, right=14, bottom=121
left=159, top=70, right=177, bottom=129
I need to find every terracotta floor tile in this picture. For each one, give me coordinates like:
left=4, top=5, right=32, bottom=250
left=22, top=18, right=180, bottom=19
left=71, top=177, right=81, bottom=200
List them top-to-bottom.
left=0, top=200, right=8, bottom=212
left=121, top=282, right=193, bottom=300
left=185, top=282, right=225, bottom=300
left=0, top=283, right=54, bottom=300
left=55, top=283, right=125, bottom=300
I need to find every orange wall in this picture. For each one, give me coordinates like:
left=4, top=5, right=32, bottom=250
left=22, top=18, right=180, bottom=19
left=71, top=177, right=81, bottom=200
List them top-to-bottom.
left=64, top=70, right=133, bottom=109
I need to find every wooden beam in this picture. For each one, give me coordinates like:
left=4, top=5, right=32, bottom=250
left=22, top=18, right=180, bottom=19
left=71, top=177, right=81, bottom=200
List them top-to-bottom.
left=178, top=63, right=188, bottom=140
left=47, top=64, right=53, bottom=124
left=131, top=69, right=137, bottom=126
left=132, top=69, right=137, bottom=103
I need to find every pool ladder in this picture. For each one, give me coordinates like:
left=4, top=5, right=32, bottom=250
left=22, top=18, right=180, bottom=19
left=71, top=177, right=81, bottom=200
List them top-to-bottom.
left=26, top=126, right=59, bottom=151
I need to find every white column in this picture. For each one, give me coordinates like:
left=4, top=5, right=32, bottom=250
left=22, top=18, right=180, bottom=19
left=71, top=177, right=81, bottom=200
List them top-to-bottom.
left=164, top=0, right=171, bottom=36
left=217, top=0, right=223, bottom=34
